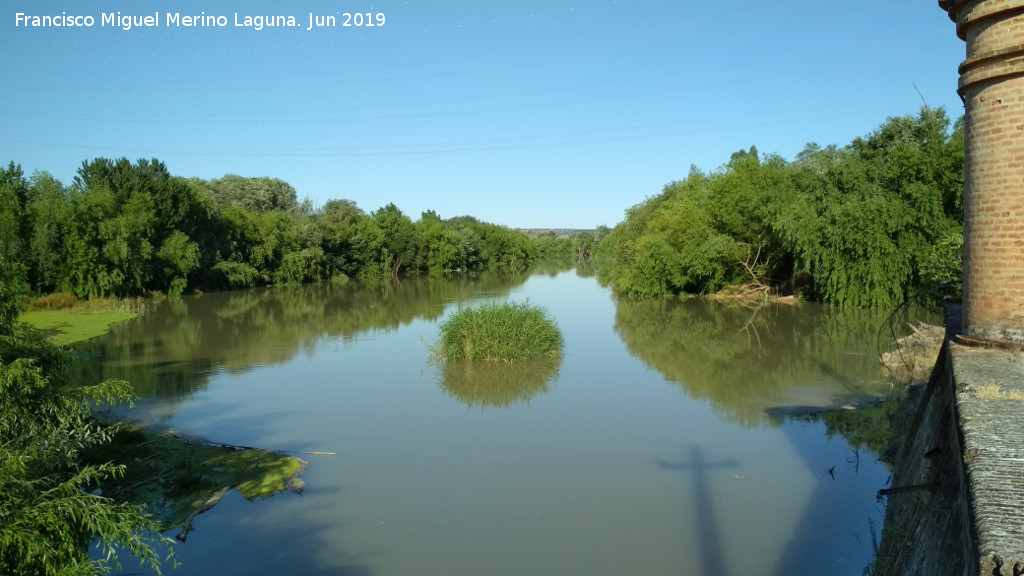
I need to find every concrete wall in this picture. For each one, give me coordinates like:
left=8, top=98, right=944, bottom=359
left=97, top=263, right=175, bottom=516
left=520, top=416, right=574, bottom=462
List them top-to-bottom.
left=877, top=302, right=1024, bottom=575
left=874, top=341, right=974, bottom=576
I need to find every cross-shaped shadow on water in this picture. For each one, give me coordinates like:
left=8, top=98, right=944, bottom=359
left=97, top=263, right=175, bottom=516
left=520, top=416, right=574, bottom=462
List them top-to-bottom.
left=657, top=444, right=739, bottom=576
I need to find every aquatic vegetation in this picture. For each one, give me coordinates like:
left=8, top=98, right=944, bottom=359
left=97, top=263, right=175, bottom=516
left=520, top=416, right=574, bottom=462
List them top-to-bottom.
left=19, top=292, right=162, bottom=344
left=435, top=301, right=563, bottom=362
left=19, top=309, right=137, bottom=345
left=83, top=425, right=307, bottom=535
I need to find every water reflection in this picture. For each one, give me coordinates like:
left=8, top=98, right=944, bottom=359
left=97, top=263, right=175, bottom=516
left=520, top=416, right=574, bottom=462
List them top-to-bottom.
left=73, top=270, right=902, bottom=575
left=72, top=273, right=533, bottom=421
left=613, top=297, right=934, bottom=427
left=438, top=357, right=560, bottom=408
left=770, top=398, right=903, bottom=459
left=768, top=417, right=889, bottom=576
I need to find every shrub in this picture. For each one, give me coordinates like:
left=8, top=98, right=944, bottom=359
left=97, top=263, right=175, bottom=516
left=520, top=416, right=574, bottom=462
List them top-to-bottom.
left=213, top=260, right=260, bottom=289
left=26, top=292, right=80, bottom=310
left=436, top=301, right=562, bottom=362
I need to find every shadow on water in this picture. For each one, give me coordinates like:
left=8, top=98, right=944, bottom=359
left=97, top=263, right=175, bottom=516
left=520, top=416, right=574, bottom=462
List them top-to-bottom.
left=619, top=297, right=913, bottom=575
left=98, top=397, right=372, bottom=576
left=767, top=407, right=896, bottom=576
left=657, top=445, right=739, bottom=576
left=110, top=488, right=373, bottom=576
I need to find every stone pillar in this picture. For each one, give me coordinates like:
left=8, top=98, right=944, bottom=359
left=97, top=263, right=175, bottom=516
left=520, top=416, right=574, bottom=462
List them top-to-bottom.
left=940, top=0, right=1024, bottom=342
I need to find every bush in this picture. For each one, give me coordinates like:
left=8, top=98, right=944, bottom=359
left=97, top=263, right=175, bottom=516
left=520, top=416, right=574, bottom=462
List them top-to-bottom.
left=26, top=292, right=80, bottom=311
left=436, top=301, right=563, bottom=362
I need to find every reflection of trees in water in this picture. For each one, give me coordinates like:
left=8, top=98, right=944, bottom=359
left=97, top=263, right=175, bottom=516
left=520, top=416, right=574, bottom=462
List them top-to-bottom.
left=574, top=264, right=596, bottom=278
left=74, top=272, right=533, bottom=402
left=613, top=297, right=927, bottom=427
left=438, top=358, right=560, bottom=408
left=773, top=398, right=903, bottom=459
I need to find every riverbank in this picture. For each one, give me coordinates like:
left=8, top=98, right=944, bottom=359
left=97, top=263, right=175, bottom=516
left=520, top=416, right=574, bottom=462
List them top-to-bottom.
left=18, top=292, right=155, bottom=345
left=17, top=293, right=312, bottom=538
left=871, top=304, right=1024, bottom=575
left=20, top=308, right=137, bottom=345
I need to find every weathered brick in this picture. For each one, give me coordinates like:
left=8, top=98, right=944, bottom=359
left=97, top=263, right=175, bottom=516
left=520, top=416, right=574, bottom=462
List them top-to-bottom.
left=945, top=0, right=1024, bottom=343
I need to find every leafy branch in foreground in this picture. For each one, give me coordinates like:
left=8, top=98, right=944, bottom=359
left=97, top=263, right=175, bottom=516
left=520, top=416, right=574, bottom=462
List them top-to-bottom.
left=0, top=256, right=174, bottom=576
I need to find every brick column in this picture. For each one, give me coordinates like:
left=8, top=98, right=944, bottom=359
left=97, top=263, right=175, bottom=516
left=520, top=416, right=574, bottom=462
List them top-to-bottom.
left=940, top=0, right=1024, bottom=342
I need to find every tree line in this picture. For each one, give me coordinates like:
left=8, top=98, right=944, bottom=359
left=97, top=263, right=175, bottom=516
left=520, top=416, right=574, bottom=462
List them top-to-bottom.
left=0, top=106, right=968, bottom=574
left=593, top=107, right=964, bottom=307
left=2, top=109, right=961, bottom=309
left=0, top=158, right=574, bottom=301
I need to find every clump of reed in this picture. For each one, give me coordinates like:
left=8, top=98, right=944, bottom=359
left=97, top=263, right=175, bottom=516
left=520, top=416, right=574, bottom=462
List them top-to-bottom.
left=26, top=292, right=159, bottom=314
left=435, top=301, right=563, bottom=362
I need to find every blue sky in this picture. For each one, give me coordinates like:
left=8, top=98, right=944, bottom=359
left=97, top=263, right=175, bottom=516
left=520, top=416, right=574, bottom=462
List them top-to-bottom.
left=2, top=1, right=964, bottom=229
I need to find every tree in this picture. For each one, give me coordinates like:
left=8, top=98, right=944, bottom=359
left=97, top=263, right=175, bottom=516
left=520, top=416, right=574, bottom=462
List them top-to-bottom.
left=594, top=106, right=964, bottom=306
left=0, top=162, right=29, bottom=266
left=25, top=173, right=72, bottom=293
left=203, top=175, right=300, bottom=214
left=97, top=190, right=155, bottom=296
left=372, top=203, right=416, bottom=279
left=417, top=211, right=464, bottom=273
left=156, top=231, right=201, bottom=296
left=0, top=255, right=174, bottom=575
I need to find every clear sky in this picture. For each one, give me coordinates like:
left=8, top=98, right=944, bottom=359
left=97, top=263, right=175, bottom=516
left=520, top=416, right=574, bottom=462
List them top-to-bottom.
left=2, top=1, right=965, bottom=229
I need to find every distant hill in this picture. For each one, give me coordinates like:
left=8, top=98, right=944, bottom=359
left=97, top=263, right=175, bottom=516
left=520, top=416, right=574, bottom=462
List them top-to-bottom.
left=518, top=228, right=595, bottom=238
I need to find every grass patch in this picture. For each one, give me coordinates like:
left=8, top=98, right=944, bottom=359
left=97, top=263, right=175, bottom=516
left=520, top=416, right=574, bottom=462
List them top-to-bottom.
left=19, top=292, right=159, bottom=344
left=435, top=301, right=563, bottom=362
left=20, top=309, right=137, bottom=345
left=973, top=384, right=1024, bottom=401
left=83, top=425, right=307, bottom=533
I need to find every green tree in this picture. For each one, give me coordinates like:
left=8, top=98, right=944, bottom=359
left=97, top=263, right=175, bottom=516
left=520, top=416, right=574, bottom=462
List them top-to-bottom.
left=595, top=107, right=964, bottom=306
left=0, top=162, right=31, bottom=277
left=25, top=173, right=72, bottom=293
left=203, top=175, right=300, bottom=214
left=58, top=182, right=118, bottom=298
left=97, top=190, right=156, bottom=296
left=313, top=199, right=363, bottom=278
left=372, top=203, right=417, bottom=279
left=418, top=211, right=464, bottom=274
left=156, top=231, right=201, bottom=296
left=0, top=255, right=173, bottom=575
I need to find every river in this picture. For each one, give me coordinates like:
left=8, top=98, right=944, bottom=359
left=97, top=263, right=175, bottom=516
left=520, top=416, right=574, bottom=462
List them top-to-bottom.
left=79, top=268, right=924, bottom=576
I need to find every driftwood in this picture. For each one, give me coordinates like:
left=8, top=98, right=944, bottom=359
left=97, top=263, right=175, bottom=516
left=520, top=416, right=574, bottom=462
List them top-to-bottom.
left=880, top=322, right=945, bottom=383
left=765, top=397, right=888, bottom=419
left=169, top=433, right=335, bottom=456
left=877, top=482, right=939, bottom=498
left=177, top=487, right=231, bottom=542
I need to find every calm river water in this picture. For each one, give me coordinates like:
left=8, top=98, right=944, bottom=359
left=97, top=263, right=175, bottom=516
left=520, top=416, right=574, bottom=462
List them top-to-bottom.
left=79, top=269, right=925, bottom=576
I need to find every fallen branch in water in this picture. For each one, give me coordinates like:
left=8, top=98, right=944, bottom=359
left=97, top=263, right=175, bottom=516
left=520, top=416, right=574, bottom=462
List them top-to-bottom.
left=169, top=433, right=335, bottom=456
left=877, top=482, right=939, bottom=499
